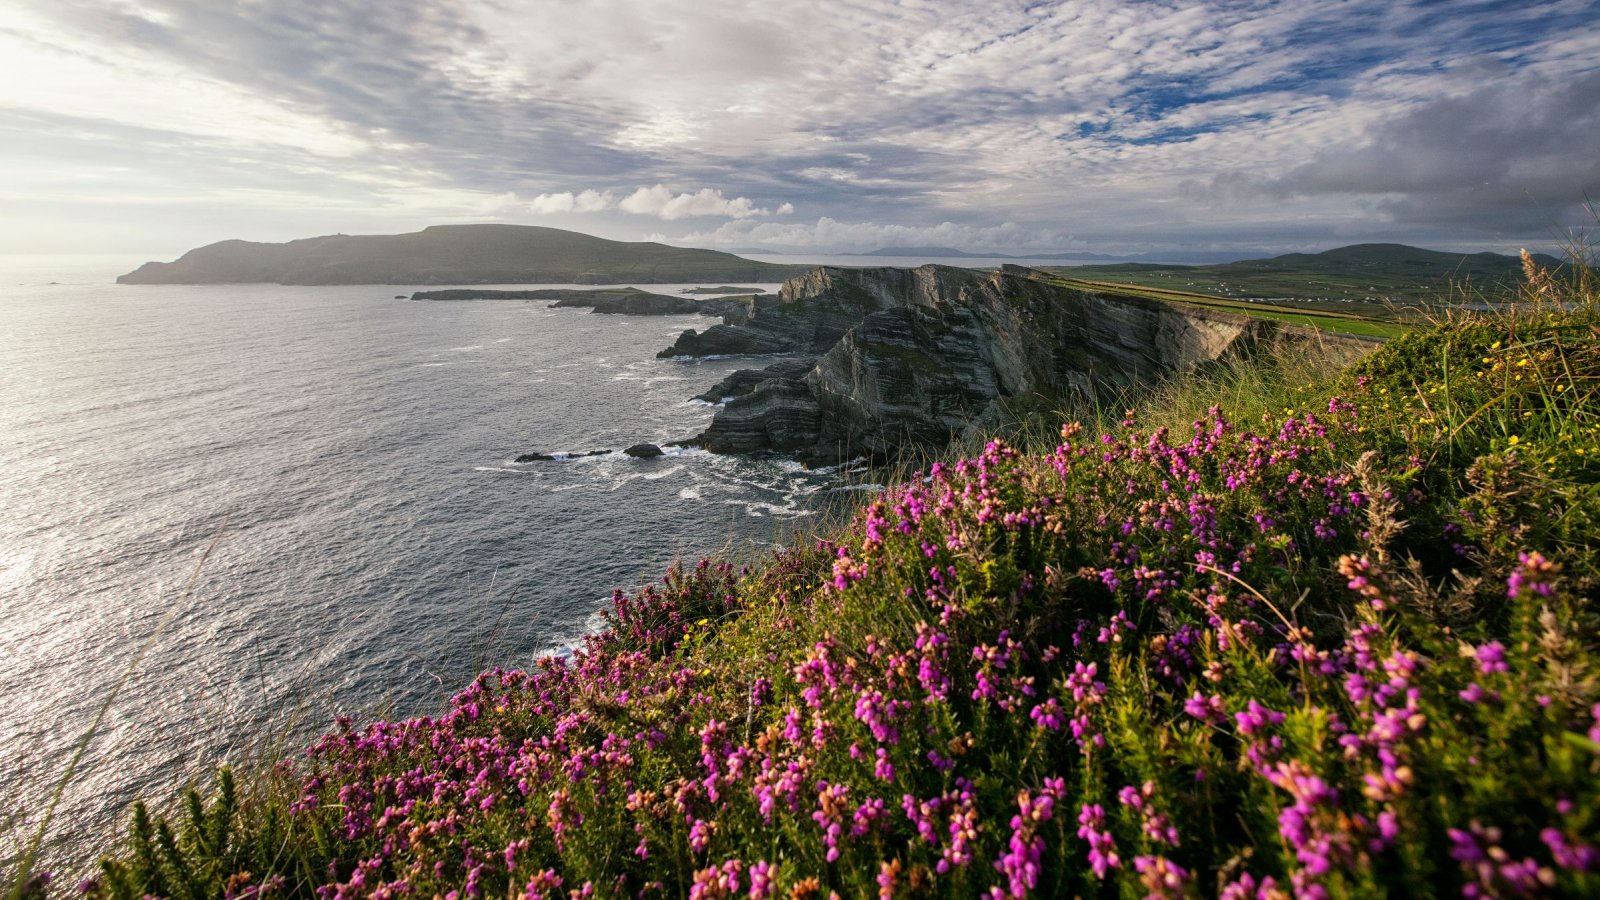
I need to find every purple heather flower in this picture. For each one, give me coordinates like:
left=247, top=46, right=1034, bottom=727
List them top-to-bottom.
left=1507, top=551, right=1558, bottom=599
left=1473, top=642, right=1509, bottom=675
left=1234, top=700, right=1286, bottom=736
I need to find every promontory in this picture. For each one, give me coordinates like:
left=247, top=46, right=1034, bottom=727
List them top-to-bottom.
left=115, top=224, right=810, bottom=285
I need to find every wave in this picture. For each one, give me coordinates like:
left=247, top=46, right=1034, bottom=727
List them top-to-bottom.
left=774, top=456, right=867, bottom=475
left=827, top=483, right=886, bottom=493
left=723, top=498, right=815, bottom=518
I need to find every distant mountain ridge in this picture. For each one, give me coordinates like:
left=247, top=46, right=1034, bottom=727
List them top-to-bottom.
left=116, top=224, right=811, bottom=285
left=856, top=242, right=1560, bottom=268
left=1044, top=242, right=1565, bottom=307
left=1229, top=242, right=1562, bottom=273
left=855, top=246, right=1263, bottom=264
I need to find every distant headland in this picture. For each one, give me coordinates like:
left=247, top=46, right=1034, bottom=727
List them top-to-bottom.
left=114, top=224, right=812, bottom=285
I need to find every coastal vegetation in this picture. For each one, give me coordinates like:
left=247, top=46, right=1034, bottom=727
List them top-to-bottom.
left=11, top=253, right=1600, bottom=899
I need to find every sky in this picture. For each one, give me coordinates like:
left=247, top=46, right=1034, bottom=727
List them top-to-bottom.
left=1, top=0, right=1598, bottom=257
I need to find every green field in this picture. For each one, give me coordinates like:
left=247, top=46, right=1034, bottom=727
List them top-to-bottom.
left=1037, top=242, right=1558, bottom=320
left=1044, top=273, right=1411, bottom=339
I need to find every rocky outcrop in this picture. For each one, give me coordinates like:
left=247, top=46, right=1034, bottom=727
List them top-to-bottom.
left=680, top=265, right=1378, bottom=464
left=658, top=266, right=964, bottom=358
left=680, top=286, right=766, bottom=295
left=411, top=287, right=774, bottom=317
left=413, top=289, right=579, bottom=301
left=546, top=290, right=736, bottom=316
left=692, top=357, right=818, bottom=403
left=515, top=449, right=612, bottom=461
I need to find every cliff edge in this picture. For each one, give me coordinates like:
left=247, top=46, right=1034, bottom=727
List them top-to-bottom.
left=670, top=265, right=1378, bottom=464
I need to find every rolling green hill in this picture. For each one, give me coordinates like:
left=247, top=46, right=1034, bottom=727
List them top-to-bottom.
left=116, top=224, right=811, bottom=286
left=1044, top=242, right=1565, bottom=313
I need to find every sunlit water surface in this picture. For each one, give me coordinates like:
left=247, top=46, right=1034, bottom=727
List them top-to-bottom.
left=0, top=255, right=846, bottom=872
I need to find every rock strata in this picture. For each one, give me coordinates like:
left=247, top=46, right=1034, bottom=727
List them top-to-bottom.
left=678, top=265, right=1378, bottom=464
left=692, top=357, right=818, bottom=403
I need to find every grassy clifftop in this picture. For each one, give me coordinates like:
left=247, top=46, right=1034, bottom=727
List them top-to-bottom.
left=1044, top=243, right=1564, bottom=315
left=22, top=258, right=1600, bottom=898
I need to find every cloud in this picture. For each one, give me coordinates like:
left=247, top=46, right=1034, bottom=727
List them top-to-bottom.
left=4, top=0, right=1599, bottom=253
left=1260, top=67, right=1600, bottom=234
left=522, top=185, right=790, bottom=220
left=617, top=185, right=786, bottom=220
left=527, top=189, right=615, bottom=214
left=671, top=216, right=1074, bottom=254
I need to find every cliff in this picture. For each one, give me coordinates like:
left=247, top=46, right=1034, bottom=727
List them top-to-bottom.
left=115, top=224, right=810, bottom=285
left=671, top=265, right=1377, bottom=463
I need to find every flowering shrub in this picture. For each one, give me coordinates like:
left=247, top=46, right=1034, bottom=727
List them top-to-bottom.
left=78, top=272, right=1600, bottom=899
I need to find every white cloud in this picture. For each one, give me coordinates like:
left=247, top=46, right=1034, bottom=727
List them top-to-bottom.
left=5, top=0, right=1598, bottom=252
left=0, top=7, right=367, bottom=158
left=524, top=185, right=790, bottom=220
left=618, top=185, right=785, bottom=220
left=527, top=189, right=616, bottom=214
left=672, top=216, right=1073, bottom=254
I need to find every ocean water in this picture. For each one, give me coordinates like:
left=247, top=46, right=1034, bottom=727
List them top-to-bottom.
left=0, top=256, right=845, bottom=871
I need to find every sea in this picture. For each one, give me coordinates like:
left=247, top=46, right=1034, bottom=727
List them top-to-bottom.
left=0, top=254, right=870, bottom=874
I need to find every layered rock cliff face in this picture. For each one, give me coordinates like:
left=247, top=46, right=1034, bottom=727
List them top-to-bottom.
left=671, top=265, right=1377, bottom=464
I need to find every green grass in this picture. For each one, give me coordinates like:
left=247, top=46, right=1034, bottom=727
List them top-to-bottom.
left=1039, top=242, right=1553, bottom=311
left=1043, top=274, right=1411, bottom=339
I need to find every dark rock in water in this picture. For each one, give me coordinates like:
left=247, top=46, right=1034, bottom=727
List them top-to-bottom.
left=682, top=264, right=1381, bottom=465
left=680, top=285, right=767, bottom=295
left=410, top=286, right=757, bottom=318
left=415, top=289, right=571, bottom=301
left=394, top=294, right=406, bottom=299
left=692, top=357, right=818, bottom=403
left=694, top=379, right=822, bottom=455
left=623, top=443, right=664, bottom=458
left=515, top=449, right=614, bottom=461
